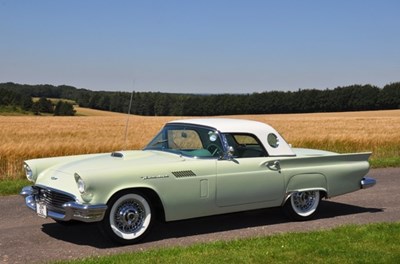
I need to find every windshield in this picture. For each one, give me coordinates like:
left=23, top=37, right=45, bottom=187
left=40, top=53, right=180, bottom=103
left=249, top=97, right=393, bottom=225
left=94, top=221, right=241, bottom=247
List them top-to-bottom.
left=144, top=124, right=224, bottom=158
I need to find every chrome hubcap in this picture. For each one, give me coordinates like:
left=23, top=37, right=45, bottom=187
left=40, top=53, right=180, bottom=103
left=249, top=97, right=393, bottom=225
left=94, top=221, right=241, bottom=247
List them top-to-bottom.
left=292, top=191, right=316, bottom=212
left=114, top=200, right=144, bottom=233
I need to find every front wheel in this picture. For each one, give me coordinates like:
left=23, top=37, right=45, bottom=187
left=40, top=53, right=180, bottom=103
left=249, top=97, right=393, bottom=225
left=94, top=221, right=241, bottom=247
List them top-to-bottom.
left=283, top=190, right=320, bottom=221
left=99, top=192, right=153, bottom=244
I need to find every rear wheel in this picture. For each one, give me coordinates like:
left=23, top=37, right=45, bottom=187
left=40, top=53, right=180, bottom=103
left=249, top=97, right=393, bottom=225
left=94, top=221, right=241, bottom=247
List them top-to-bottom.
left=284, top=190, right=320, bottom=221
left=99, top=192, right=153, bottom=244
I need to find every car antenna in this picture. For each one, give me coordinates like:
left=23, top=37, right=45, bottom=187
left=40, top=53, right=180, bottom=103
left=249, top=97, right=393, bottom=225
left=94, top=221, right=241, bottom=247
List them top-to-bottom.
left=124, top=80, right=135, bottom=150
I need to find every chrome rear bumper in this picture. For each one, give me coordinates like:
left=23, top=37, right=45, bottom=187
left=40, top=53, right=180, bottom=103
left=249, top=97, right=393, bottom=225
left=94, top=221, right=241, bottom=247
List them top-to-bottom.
left=361, top=177, right=376, bottom=189
left=20, top=186, right=107, bottom=223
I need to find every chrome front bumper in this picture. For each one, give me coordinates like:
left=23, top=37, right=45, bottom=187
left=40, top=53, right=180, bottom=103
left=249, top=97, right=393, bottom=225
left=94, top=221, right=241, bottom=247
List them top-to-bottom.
left=361, top=177, right=376, bottom=189
left=20, top=186, right=107, bottom=223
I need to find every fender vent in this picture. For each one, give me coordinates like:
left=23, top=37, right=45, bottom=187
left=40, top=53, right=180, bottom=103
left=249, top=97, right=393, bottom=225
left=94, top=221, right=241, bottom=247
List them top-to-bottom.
left=172, top=170, right=197, bottom=178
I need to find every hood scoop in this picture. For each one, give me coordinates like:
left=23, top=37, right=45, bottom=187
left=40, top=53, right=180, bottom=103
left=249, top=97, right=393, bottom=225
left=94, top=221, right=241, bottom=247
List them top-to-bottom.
left=111, top=152, right=124, bottom=158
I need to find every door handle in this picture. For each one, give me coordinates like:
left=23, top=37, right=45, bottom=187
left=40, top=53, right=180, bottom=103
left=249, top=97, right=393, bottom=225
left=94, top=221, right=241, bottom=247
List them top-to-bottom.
left=266, top=160, right=281, bottom=171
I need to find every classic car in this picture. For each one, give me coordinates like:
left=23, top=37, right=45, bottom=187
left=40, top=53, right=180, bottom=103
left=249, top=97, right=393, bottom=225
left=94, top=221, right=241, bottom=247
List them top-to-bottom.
left=21, top=118, right=376, bottom=244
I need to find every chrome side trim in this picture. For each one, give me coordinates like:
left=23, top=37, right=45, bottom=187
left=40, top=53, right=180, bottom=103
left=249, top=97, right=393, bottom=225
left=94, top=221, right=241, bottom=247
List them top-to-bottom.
left=361, top=177, right=376, bottom=189
left=20, top=186, right=107, bottom=223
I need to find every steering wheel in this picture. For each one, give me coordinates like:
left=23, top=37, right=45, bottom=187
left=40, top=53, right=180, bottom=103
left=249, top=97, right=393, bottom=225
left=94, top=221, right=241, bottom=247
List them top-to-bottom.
left=207, top=144, right=223, bottom=157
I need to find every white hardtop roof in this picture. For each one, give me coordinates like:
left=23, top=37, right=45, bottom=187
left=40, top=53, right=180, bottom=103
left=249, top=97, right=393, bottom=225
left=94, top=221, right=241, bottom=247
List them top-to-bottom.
left=168, top=118, right=295, bottom=156
left=169, top=118, right=272, bottom=132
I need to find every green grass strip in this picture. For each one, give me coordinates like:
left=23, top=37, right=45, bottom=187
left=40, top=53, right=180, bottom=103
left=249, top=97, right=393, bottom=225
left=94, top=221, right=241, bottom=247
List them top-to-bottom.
left=370, top=157, right=400, bottom=168
left=0, top=179, right=31, bottom=196
left=56, top=222, right=400, bottom=264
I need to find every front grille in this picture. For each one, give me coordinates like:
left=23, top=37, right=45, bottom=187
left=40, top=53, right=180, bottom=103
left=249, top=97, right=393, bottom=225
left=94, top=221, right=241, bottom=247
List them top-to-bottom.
left=34, top=186, right=75, bottom=214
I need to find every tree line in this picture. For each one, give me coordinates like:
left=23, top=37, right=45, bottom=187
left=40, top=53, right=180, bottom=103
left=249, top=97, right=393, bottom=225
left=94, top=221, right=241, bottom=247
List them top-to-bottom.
left=1, top=82, right=399, bottom=116
left=0, top=87, right=75, bottom=115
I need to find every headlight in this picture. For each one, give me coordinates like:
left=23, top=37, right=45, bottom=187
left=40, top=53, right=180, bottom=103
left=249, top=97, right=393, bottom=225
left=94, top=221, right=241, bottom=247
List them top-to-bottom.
left=24, top=163, right=34, bottom=182
left=74, top=173, right=86, bottom=194
left=74, top=173, right=93, bottom=202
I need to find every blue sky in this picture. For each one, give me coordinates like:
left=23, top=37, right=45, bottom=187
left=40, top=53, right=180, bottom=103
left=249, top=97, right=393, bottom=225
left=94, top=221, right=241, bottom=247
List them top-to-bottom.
left=1, top=0, right=399, bottom=93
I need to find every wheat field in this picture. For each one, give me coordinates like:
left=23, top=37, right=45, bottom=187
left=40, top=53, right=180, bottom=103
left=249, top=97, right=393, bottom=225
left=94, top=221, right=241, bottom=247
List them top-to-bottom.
left=1, top=109, right=399, bottom=180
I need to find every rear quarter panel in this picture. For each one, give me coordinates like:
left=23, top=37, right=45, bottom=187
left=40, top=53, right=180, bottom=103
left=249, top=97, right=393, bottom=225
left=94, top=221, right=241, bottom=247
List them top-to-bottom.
left=281, top=152, right=371, bottom=198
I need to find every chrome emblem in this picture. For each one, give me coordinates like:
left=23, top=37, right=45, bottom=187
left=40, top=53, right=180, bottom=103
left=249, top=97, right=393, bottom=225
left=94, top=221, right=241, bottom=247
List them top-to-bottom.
left=141, top=175, right=169, bottom=180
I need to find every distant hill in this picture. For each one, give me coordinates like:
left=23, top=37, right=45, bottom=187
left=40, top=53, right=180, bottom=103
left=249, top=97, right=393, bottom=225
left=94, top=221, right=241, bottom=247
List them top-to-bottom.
left=1, top=82, right=399, bottom=116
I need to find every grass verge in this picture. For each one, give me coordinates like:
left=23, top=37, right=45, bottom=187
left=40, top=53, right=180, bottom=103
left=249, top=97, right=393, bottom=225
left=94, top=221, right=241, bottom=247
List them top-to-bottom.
left=370, top=157, right=400, bottom=168
left=0, top=179, right=31, bottom=196
left=54, top=222, right=400, bottom=264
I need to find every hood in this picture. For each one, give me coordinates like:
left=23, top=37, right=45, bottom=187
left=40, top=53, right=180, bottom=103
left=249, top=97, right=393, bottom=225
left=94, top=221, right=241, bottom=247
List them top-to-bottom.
left=34, top=150, right=185, bottom=199
left=51, top=150, right=184, bottom=174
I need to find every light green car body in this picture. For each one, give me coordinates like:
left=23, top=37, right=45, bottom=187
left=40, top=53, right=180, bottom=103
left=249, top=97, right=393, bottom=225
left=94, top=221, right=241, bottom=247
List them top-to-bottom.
left=21, top=118, right=375, bottom=242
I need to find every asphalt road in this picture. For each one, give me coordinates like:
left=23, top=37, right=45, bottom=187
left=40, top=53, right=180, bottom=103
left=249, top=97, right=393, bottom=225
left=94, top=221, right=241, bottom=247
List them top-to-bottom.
left=1, top=168, right=399, bottom=264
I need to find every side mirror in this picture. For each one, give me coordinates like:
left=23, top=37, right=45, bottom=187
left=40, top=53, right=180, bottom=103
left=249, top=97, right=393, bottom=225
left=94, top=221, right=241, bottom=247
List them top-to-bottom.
left=223, top=146, right=239, bottom=163
left=227, top=146, right=235, bottom=159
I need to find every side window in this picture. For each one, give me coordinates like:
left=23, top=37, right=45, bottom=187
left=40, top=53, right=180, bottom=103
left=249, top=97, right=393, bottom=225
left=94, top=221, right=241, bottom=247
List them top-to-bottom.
left=225, top=133, right=267, bottom=158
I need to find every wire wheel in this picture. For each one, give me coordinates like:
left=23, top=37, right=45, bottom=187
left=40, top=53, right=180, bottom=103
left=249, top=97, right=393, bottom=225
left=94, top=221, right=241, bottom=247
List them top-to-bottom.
left=284, top=190, right=320, bottom=220
left=100, top=192, right=153, bottom=244
left=113, top=200, right=145, bottom=233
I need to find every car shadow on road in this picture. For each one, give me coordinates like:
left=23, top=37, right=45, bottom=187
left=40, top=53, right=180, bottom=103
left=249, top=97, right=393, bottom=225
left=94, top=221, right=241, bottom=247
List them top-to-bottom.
left=41, top=200, right=382, bottom=249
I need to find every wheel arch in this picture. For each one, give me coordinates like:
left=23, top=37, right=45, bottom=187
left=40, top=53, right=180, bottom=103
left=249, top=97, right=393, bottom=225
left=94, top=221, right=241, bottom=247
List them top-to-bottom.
left=283, top=173, right=328, bottom=205
left=106, top=187, right=166, bottom=222
left=282, top=188, right=327, bottom=206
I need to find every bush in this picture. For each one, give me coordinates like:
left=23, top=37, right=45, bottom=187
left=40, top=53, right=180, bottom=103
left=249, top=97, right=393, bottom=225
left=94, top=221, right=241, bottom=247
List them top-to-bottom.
left=54, top=101, right=76, bottom=116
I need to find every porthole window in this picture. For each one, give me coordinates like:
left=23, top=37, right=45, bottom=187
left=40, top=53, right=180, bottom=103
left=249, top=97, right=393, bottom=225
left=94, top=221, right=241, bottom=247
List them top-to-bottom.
left=267, top=133, right=279, bottom=148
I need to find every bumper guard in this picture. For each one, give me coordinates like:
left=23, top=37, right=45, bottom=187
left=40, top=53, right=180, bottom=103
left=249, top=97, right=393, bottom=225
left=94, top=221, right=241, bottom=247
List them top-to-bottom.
left=360, top=177, right=376, bottom=189
left=20, top=186, right=107, bottom=223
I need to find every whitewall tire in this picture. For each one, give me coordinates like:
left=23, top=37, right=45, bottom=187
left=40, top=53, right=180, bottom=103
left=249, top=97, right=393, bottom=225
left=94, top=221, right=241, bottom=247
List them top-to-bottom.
left=284, top=190, right=320, bottom=221
left=99, top=192, right=153, bottom=244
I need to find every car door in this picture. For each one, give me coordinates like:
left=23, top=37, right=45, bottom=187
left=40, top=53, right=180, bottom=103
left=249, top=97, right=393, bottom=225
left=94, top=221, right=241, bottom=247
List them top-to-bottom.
left=216, top=133, right=285, bottom=207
